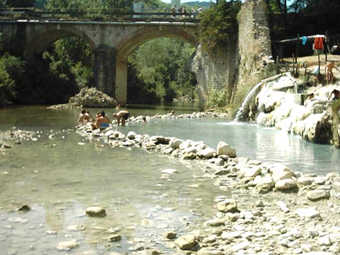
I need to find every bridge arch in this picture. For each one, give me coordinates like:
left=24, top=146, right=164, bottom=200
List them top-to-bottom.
left=115, top=25, right=198, bottom=105
left=24, top=27, right=95, bottom=58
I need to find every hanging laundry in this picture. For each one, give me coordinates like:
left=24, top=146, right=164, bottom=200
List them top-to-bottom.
left=301, top=36, right=308, bottom=46
left=314, top=37, right=324, bottom=50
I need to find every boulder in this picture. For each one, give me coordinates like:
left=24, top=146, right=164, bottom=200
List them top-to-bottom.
left=69, top=87, right=116, bottom=107
left=302, top=113, right=332, bottom=143
left=127, top=131, right=137, bottom=140
left=150, top=136, right=170, bottom=145
left=169, top=138, right=182, bottom=149
left=179, top=140, right=192, bottom=150
left=216, top=141, right=236, bottom=158
left=197, top=148, right=216, bottom=159
left=182, top=152, right=197, bottom=160
left=270, top=164, right=296, bottom=182
left=241, top=166, right=262, bottom=178
left=254, top=175, right=275, bottom=193
left=297, top=176, right=315, bottom=186
left=275, top=178, right=298, bottom=192
left=307, top=190, right=330, bottom=201
left=216, top=199, right=239, bottom=213
left=295, top=207, right=320, bottom=218
left=165, top=231, right=177, bottom=240
left=175, top=234, right=198, bottom=250
left=197, top=248, right=224, bottom=255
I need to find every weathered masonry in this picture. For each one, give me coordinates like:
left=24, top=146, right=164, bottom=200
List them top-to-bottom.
left=0, top=20, right=198, bottom=105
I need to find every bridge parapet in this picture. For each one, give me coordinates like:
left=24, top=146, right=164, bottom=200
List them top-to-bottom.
left=0, top=8, right=200, bottom=23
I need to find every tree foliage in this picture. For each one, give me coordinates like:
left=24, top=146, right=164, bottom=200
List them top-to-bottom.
left=6, top=0, right=35, bottom=8
left=43, top=0, right=133, bottom=11
left=266, top=0, right=340, bottom=40
left=199, top=1, right=241, bottom=52
left=128, top=38, right=196, bottom=104
left=0, top=54, right=25, bottom=106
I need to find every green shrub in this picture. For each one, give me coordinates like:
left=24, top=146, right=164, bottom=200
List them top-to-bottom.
left=199, top=1, right=241, bottom=52
left=0, top=53, right=25, bottom=106
left=207, top=87, right=229, bottom=108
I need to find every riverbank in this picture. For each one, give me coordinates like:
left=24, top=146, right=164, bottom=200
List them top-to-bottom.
left=236, top=72, right=340, bottom=148
left=72, top=112, right=340, bottom=255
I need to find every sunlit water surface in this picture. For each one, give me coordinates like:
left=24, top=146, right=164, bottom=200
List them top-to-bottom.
left=0, top=105, right=339, bottom=254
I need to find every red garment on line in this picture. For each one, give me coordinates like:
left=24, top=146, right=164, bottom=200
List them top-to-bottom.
left=314, top=37, right=324, bottom=50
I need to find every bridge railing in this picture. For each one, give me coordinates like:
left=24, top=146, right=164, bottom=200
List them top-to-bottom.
left=0, top=8, right=200, bottom=23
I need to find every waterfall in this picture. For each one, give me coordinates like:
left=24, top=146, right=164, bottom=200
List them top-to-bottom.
left=234, top=73, right=286, bottom=122
left=234, top=81, right=265, bottom=121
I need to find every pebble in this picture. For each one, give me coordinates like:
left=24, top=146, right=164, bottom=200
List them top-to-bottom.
left=85, top=207, right=106, bottom=217
left=56, top=240, right=79, bottom=251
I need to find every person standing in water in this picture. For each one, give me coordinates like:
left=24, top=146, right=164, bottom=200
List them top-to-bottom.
left=113, top=110, right=130, bottom=126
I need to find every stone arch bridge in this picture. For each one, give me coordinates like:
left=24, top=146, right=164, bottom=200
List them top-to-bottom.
left=0, top=20, right=198, bottom=105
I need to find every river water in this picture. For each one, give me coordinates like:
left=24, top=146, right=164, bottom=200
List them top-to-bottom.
left=0, top=105, right=339, bottom=254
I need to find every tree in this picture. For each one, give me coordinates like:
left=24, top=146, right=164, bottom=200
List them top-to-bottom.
left=7, top=0, right=35, bottom=7
left=199, top=1, right=241, bottom=52
left=128, top=38, right=196, bottom=104
left=0, top=53, right=25, bottom=105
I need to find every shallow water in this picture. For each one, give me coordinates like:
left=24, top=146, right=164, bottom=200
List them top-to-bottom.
left=0, top=105, right=339, bottom=254
left=127, top=118, right=340, bottom=174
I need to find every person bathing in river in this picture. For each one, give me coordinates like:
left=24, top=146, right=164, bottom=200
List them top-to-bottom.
left=326, top=61, right=340, bottom=84
left=78, top=109, right=92, bottom=125
left=113, top=110, right=130, bottom=126
left=91, top=111, right=110, bottom=130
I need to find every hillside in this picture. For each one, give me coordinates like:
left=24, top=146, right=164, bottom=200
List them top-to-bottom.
left=182, top=1, right=212, bottom=9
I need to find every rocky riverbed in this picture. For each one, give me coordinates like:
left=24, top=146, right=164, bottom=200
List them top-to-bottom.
left=1, top=110, right=339, bottom=254
left=71, top=112, right=340, bottom=255
left=0, top=129, right=37, bottom=154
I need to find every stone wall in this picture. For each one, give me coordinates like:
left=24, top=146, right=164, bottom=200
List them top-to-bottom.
left=192, top=0, right=272, bottom=108
left=236, top=0, right=272, bottom=94
left=191, top=37, right=238, bottom=108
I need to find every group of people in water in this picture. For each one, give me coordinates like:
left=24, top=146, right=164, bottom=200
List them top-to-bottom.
left=78, top=106, right=131, bottom=130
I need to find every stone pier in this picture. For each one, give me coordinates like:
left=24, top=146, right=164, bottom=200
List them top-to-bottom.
left=94, top=45, right=116, bottom=97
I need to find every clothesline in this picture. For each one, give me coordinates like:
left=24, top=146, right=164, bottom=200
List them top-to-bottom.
left=277, top=34, right=326, bottom=44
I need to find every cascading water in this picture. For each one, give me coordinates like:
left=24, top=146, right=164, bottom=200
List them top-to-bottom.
left=234, top=73, right=286, bottom=121
left=234, top=81, right=265, bottom=121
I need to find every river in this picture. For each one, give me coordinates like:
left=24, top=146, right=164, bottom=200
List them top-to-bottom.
left=0, top=105, right=339, bottom=254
